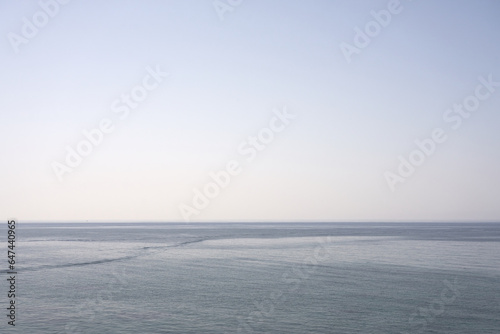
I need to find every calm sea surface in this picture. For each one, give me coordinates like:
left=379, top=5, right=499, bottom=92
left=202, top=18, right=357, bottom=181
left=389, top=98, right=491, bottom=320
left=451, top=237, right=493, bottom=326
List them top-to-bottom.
left=2, top=222, right=500, bottom=333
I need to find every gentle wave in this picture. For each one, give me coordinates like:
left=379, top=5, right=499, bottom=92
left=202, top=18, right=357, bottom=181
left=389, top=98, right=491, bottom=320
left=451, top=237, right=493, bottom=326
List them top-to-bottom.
left=3, top=238, right=210, bottom=273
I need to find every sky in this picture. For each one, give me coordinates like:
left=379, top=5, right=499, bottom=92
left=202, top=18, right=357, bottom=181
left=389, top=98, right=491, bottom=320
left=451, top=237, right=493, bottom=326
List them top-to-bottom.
left=1, top=0, right=499, bottom=223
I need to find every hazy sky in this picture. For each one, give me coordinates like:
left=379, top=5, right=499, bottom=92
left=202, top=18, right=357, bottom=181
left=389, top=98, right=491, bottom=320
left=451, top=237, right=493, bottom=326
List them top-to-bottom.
left=1, top=0, right=499, bottom=222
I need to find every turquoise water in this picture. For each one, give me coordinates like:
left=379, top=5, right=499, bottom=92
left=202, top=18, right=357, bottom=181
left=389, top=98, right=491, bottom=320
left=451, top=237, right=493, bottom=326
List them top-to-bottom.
left=4, top=223, right=500, bottom=333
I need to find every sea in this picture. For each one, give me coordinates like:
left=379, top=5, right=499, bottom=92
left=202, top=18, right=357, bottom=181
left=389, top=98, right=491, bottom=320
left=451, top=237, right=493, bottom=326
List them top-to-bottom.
left=2, top=222, right=499, bottom=333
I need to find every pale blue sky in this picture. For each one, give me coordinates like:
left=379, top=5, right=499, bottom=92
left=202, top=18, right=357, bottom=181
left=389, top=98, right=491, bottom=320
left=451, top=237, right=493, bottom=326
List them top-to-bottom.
left=1, top=0, right=499, bottom=222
